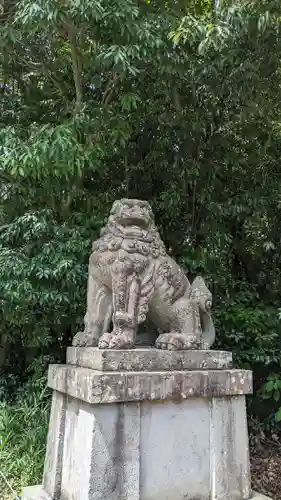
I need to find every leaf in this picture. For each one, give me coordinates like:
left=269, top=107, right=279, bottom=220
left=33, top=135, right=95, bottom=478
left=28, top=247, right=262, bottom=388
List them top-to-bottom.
left=264, top=380, right=274, bottom=393
left=273, top=391, right=280, bottom=403
left=275, top=408, right=281, bottom=423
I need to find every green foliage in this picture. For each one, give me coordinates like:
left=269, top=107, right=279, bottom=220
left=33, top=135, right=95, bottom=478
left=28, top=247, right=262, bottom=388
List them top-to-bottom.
left=261, top=373, right=281, bottom=402
left=260, top=374, right=281, bottom=424
left=0, top=378, right=50, bottom=500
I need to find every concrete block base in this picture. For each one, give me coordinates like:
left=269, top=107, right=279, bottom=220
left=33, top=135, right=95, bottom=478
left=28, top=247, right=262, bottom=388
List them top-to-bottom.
left=22, top=348, right=263, bottom=500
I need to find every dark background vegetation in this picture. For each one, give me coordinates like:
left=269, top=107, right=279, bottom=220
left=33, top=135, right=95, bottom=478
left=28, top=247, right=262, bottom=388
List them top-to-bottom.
left=1, top=0, right=281, bottom=497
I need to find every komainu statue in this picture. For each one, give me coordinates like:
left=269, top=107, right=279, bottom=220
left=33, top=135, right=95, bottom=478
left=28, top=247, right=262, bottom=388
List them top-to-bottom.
left=73, top=199, right=215, bottom=350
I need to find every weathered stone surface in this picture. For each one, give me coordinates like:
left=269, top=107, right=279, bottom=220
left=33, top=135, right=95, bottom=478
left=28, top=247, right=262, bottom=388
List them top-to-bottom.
left=72, top=198, right=216, bottom=351
left=67, top=347, right=233, bottom=372
left=23, top=362, right=256, bottom=500
left=48, top=364, right=252, bottom=404
left=43, top=390, right=66, bottom=499
left=24, top=395, right=265, bottom=500
left=210, top=396, right=251, bottom=499
left=140, top=398, right=210, bottom=500
left=60, top=399, right=140, bottom=500
left=21, top=485, right=50, bottom=499
left=21, top=485, right=274, bottom=500
left=251, top=493, right=273, bottom=500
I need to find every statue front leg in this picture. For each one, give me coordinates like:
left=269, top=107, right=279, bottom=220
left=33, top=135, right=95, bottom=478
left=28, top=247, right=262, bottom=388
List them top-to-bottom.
left=99, top=258, right=141, bottom=349
left=73, top=274, right=112, bottom=347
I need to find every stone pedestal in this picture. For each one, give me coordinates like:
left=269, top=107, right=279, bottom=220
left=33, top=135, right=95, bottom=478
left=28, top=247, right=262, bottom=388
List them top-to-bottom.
left=22, top=348, right=271, bottom=500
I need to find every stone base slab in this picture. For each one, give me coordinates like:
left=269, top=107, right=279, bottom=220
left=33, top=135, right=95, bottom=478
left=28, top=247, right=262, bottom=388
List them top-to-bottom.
left=66, top=347, right=233, bottom=371
left=22, top=354, right=255, bottom=500
left=48, top=364, right=252, bottom=404
left=25, top=394, right=253, bottom=500
left=21, top=485, right=49, bottom=499
left=21, top=487, right=274, bottom=500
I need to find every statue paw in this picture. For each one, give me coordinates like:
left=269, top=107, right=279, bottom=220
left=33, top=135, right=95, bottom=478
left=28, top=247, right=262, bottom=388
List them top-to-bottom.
left=109, top=328, right=135, bottom=349
left=98, top=329, right=135, bottom=349
left=72, top=331, right=99, bottom=347
left=72, top=331, right=84, bottom=347
left=98, top=332, right=115, bottom=349
left=155, top=333, right=203, bottom=350
left=155, top=333, right=185, bottom=350
left=200, top=341, right=210, bottom=350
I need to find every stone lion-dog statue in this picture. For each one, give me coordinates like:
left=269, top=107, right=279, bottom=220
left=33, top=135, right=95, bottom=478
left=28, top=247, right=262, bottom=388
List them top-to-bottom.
left=73, top=199, right=215, bottom=350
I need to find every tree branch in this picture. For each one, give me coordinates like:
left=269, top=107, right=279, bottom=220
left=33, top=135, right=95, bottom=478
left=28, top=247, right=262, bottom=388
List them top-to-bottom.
left=64, top=21, right=83, bottom=114
left=11, top=50, right=68, bottom=97
left=102, top=72, right=119, bottom=106
left=172, top=86, right=181, bottom=112
left=61, top=176, right=84, bottom=218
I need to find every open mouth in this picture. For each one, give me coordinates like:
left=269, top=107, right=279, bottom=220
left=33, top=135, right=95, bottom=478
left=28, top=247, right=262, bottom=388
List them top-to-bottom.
left=119, top=215, right=148, bottom=228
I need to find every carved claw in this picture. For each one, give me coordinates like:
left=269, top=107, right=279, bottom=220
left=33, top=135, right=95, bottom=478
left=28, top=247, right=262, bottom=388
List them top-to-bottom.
left=98, top=329, right=135, bottom=349
left=108, top=329, right=135, bottom=349
left=72, top=331, right=99, bottom=347
left=98, top=332, right=115, bottom=349
left=155, top=333, right=205, bottom=351
left=201, top=341, right=210, bottom=350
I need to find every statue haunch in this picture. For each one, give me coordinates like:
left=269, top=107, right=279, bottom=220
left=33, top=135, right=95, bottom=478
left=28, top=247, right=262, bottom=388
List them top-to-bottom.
left=72, top=199, right=215, bottom=350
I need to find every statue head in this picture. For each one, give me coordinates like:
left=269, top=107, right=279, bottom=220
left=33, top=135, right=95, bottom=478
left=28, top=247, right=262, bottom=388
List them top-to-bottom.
left=109, top=199, right=155, bottom=229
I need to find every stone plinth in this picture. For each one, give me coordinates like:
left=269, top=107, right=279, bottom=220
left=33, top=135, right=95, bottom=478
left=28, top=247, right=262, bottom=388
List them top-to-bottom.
left=66, top=347, right=233, bottom=371
left=22, top=348, right=271, bottom=500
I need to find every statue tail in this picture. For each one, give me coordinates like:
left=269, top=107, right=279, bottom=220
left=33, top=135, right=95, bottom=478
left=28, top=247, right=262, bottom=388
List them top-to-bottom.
left=201, top=311, right=216, bottom=347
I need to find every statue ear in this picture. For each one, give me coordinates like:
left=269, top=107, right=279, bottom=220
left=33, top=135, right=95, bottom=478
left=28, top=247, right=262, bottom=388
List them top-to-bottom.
left=110, top=200, right=120, bottom=214
left=108, top=215, right=115, bottom=224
